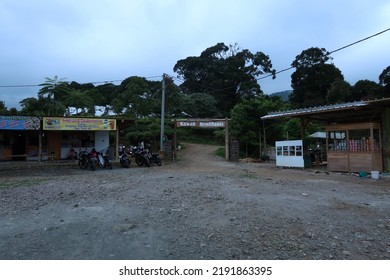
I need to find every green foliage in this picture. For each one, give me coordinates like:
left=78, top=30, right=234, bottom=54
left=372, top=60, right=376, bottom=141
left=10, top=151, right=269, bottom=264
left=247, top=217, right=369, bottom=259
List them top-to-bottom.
left=173, top=42, right=275, bottom=116
left=290, top=47, right=344, bottom=108
left=379, top=66, right=390, bottom=98
left=37, top=76, right=69, bottom=116
left=326, top=79, right=352, bottom=104
left=352, top=79, right=383, bottom=100
left=63, top=89, right=95, bottom=115
left=180, top=93, right=220, bottom=118
left=230, top=96, right=287, bottom=157
left=19, top=97, right=49, bottom=116
left=0, top=101, right=8, bottom=115
left=124, top=118, right=174, bottom=149
left=283, top=118, right=301, bottom=140
left=176, top=127, right=224, bottom=145
left=215, top=147, right=225, bottom=158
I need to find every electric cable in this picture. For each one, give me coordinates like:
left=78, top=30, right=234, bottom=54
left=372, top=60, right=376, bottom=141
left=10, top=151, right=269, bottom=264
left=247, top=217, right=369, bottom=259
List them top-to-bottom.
left=0, top=27, right=389, bottom=89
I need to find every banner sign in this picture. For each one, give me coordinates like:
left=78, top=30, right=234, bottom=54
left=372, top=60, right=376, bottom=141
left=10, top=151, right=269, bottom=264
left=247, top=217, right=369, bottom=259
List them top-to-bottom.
left=0, top=116, right=40, bottom=130
left=43, top=117, right=116, bottom=131
left=176, top=119, right=226, bottom=128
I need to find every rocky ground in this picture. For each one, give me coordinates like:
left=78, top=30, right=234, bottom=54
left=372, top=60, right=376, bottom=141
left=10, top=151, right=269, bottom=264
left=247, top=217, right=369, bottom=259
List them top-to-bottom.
left=0, top=143, right=389, bottom=260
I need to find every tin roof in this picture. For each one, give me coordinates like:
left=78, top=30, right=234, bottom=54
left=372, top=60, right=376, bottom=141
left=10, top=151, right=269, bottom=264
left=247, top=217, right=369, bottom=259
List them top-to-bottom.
left=261, top=97, right=390, bottom=122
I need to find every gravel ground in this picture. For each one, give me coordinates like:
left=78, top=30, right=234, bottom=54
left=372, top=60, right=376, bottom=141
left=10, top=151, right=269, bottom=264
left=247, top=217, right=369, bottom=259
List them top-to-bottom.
left=0, top=143, right=389, bottom=260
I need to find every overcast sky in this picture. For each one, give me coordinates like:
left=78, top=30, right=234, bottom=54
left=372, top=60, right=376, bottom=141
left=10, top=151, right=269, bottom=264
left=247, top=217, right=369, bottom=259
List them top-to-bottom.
left=1, top=0, right=389, bottom=109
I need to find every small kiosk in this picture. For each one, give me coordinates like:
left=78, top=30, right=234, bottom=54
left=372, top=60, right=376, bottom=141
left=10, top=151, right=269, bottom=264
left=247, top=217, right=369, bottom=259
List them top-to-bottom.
left=275, top=140, right=306, bottom=168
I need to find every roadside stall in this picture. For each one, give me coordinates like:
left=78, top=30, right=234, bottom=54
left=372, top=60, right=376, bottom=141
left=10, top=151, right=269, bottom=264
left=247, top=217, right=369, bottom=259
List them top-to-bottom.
left=0, top=115, right=42, bottom=161
left=43, top=117, right=116, bottom=160
left=326, top=122, right=382, bottom=172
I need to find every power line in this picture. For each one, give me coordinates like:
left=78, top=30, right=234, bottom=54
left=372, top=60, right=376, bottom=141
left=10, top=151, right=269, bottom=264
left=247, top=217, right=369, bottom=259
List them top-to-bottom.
left=0, top=27, right=389, bottom=89
left=257, top=27, right=390, bottom=81
left=327, top=27, right=390, bottom=55
left=0, top=75, right=163, bottom=89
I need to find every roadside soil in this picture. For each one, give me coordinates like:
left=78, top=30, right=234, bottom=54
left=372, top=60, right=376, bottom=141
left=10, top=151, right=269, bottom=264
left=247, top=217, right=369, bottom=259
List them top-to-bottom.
left=0, top=143, right=389, bottom=260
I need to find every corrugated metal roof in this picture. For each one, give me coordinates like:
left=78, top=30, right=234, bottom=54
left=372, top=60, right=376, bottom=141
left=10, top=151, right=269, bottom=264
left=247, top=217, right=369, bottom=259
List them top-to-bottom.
left=261, top=100, right=367, bottom=120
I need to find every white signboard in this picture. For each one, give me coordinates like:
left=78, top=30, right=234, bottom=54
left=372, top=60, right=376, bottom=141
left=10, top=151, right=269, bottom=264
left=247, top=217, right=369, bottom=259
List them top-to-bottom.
left=176, top=119, right=226, bottom=128
left=275, top=140, right=304, bottom=168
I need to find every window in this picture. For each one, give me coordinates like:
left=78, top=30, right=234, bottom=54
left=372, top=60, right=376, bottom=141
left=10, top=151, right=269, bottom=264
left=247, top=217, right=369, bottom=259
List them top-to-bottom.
left=348, top=129, right=370, bottom=152
left=327, top=131, right=346, bottom=151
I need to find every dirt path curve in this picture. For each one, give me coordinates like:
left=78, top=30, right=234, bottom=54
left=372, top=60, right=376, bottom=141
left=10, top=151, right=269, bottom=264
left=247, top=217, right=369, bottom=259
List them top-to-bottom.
left=0, top=143, right=389, bottom=260
left=167, top=143, right=225, bottom=172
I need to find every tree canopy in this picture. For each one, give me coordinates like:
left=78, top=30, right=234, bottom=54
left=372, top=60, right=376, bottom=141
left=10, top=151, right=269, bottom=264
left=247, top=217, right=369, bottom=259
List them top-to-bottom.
left=173, top=43, right=275, bottom=116
left=290, top=47, right=344, bottom=108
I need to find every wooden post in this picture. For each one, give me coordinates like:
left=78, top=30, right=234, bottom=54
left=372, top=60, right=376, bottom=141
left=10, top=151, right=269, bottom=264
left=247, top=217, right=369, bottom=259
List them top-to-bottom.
left=225, top=117, right=229, bottom=161
left=173, top=118, right=177, bottom=160
left=115, top=120, right=119, bottom=160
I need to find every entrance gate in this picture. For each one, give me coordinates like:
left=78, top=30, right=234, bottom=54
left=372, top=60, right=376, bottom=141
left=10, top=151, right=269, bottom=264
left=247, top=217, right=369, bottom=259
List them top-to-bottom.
left=174, top=118, right=230, bottom=161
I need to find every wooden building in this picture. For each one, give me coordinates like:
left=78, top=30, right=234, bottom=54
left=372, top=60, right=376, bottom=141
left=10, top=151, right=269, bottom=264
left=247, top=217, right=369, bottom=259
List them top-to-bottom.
left=261, top=98, right=390, bottom=173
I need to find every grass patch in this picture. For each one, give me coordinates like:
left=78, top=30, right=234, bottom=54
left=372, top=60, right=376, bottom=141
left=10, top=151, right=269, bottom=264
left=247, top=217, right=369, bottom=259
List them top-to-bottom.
left=215, top=147, right=225, bottom=158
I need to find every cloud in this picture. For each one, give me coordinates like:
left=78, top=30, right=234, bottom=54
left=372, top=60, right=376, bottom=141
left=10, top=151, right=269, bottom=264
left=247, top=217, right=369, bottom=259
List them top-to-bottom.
left=0, top=0, right=389, bottom=108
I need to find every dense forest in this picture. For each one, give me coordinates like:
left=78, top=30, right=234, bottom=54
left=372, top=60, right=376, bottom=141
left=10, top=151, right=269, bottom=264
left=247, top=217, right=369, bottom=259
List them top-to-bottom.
left=1, top=43, right=389, bottom=157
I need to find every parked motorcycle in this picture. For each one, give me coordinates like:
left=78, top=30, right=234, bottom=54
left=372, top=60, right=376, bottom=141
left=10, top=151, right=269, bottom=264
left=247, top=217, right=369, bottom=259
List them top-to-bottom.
left=132, top=145, right=162, bottom=167
left=144, top=145, right=162, bottom=166
left=118, top=146, right=131, bottom=168
left=132, top=146, right=151, bottom=167
left=97, top=147, right=113, bottom=169
left=78, top=149, right=97, bottom=171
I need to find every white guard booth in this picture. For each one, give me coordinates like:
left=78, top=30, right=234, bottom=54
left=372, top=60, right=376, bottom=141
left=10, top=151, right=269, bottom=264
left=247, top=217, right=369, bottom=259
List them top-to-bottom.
left=275, top=140, right=304, bottom=168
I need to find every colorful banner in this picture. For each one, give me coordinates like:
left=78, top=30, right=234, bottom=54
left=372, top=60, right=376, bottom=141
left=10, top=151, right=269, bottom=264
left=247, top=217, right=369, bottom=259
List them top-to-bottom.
left=0, top=116, right=40, bottom=130
left=43, top=117, right=116, bottom=131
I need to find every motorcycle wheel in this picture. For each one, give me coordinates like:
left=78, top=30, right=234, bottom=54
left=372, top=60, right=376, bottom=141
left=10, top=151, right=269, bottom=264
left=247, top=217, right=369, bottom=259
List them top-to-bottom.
left=143, top=155, right=150, bottom=167
left=135, top=157, right=144, bottom=166
left=123, top=159, right=130, bottom=168
left=78, top=160, right=88, bottom=169
left=90, top=160, right=96, bottom=171
left=107, top=162, right=113, bottom=170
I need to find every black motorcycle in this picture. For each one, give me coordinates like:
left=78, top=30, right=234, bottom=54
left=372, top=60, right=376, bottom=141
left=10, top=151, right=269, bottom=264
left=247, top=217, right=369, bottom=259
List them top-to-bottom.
left=118, top=146, right=131, bottom=168
left=132, top=146, right=151, bottom=167
left=145, top=147, right=162, bottom=166
left=97, top=148, right=113, bottom=169
left=78, top=149, right=97, bottom=171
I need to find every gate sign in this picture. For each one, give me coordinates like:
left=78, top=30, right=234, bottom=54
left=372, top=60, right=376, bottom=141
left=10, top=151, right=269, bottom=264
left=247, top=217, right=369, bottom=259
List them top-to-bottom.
left=0, top=116, right=40, bottom=130
left=176, top=119, right=226, bottom=128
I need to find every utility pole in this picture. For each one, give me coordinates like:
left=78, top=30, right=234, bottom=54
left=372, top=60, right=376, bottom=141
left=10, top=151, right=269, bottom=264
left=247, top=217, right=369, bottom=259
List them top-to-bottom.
left=160, top=74, right=166, bottom=151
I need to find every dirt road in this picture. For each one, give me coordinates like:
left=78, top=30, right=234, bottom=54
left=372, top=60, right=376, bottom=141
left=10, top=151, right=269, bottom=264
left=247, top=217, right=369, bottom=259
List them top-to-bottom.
left=0, top=143, right=389, bottom=259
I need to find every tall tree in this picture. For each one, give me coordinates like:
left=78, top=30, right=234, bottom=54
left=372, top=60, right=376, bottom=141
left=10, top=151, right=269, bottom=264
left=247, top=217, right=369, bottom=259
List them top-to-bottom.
left=174, top=43, right=275, bottom=116
left=290, top=47, right=344, bottom=108
left=379, top=66, right=390, bottom=98
left=38, top=75, right=69, bottom=116
left=113, top=76, right=156, bottom=117
left=326, top=79, right=352, bottom=104
left=351, top=80, right=383, bottom=101
left=95, top=83, right=118, bottom=116
left=64, top=89, right=95, bottom=115
left=180, top=93, right=219, bottom=118
left=230, top=96, right=287, bottom=157
left=19, top=97, right=51, bottom=116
